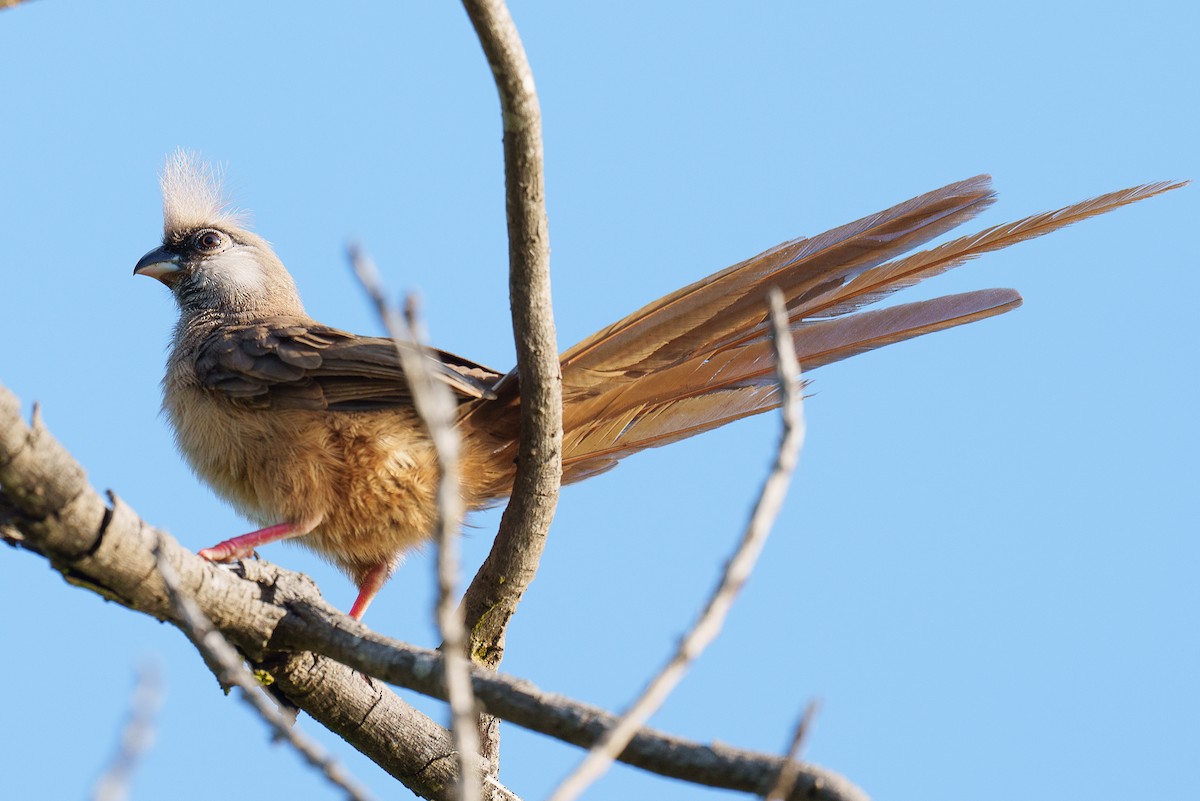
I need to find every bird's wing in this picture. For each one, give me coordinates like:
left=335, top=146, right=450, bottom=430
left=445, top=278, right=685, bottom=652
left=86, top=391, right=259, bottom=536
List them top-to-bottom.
left=194, top=319, right=502, bottom=411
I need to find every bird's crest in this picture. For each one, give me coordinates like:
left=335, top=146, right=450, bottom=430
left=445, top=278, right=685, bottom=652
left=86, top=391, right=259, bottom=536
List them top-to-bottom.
left=160, top=150, right=248, bottom=237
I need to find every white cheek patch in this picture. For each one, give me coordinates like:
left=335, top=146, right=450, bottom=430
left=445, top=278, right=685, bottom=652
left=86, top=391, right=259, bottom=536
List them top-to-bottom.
left=208, top=248, right=266, bottom=295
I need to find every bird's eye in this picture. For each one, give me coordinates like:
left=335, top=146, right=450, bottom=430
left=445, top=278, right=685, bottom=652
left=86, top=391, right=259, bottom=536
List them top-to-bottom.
left=194, top=230, right=225, bottom=252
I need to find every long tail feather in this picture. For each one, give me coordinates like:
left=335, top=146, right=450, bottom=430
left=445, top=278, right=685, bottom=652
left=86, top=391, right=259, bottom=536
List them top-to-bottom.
left=559, top=176, right=996, bottom=394
left=805, top=180, right=1186, bottom=321
left=709, top=181, right=1187, bottom=354
left=561, top=289, right=1020, bottom=475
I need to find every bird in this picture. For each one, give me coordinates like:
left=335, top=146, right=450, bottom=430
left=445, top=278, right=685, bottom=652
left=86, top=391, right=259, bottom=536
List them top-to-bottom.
left=134, top=152, right=1182, bottom=620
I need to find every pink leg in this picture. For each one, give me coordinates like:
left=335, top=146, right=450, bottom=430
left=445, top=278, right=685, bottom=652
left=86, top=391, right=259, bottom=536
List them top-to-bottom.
left=198, top=522, right=310, bottom=562
left=348, top=561, right=393, bottom=621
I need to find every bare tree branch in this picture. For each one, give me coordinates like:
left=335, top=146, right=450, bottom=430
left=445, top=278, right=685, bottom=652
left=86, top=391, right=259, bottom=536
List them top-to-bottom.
left=457, top=0, right=560, bottom=789
left=458, top=0, right=562, bottom=675
left=350, top=245, right=481, bottom=801
left=547, top=289, right=808, bottom=801
left=0, top=382, right=867, bottom=801
left=153, top=534, right=377, bottom=801
left=273, top=603, right=867, bottom=801
left=264, top=649, right=521, bottom=801
left=91, top=662, right=163, bottom=801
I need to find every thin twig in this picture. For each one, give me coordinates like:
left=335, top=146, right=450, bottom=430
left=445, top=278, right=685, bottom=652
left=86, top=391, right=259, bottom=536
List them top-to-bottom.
left=349, top=244, right=481, bottom=801
left=546, top=288, right=807, bottom=801
left=151, top=535, right=376, bottom=801
left=91, top=661, right=163, bottom=801
left=765, top=700, right=821, bottom=801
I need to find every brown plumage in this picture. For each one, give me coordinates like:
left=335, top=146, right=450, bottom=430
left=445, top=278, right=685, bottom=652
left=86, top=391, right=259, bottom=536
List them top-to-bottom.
left=134, top=152, right=1183, bottom=619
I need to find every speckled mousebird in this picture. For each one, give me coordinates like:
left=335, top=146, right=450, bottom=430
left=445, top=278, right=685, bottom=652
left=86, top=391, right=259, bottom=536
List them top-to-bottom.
left=133, top=152, right=1182, bottom=619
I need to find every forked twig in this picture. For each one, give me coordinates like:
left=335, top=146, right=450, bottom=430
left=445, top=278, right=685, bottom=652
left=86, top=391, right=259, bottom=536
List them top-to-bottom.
left=547, top=288, right=807, bottom=801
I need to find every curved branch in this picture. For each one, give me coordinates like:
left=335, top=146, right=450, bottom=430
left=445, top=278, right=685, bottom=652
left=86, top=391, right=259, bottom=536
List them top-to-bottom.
left=458, top=0, right=562, bottom=672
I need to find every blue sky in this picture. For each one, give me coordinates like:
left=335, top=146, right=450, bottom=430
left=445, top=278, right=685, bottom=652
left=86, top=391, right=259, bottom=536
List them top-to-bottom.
left=1, top=2, right=1196, bottom=800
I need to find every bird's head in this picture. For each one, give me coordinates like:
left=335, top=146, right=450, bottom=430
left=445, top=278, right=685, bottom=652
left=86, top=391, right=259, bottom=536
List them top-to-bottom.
left=134, top=151, right=305, bottom=318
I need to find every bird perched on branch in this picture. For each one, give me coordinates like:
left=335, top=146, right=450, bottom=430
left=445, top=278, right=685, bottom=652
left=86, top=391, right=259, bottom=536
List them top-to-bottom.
left=134, top=152, right=1181, bottom=619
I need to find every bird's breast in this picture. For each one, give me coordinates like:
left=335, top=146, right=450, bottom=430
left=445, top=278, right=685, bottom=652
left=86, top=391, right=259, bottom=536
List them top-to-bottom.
left=164, top=379, right=443, bottom=574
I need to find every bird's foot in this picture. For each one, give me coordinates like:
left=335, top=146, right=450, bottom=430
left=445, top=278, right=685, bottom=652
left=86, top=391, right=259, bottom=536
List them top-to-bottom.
left=198, top=522, right=308, bottom=563
left=197, top=540, right=257, bottom=562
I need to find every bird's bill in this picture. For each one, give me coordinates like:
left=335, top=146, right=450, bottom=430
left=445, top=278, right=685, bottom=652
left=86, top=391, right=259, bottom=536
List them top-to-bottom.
left=133, top=246, right=182, bottom=283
